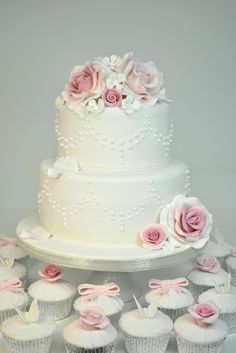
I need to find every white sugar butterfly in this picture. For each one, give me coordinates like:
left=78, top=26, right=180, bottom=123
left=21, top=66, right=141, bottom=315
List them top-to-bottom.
left=0, top=255, right=14, bottom=268
left=215, top=273, right=231, bottom=294
left=133, top=295, right=158, bottom=318
left=15, top=299, right=40, bottom=323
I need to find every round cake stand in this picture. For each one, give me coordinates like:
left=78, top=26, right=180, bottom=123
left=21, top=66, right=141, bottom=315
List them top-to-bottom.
left=16, top=213, right=202, bottom=302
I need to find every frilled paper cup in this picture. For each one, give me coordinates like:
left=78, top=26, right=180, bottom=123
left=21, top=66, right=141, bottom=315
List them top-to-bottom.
left=226, top=266, right=236, bottom=286
left=188, top=282, right=213, bottom=300
left=35, top=296, right=75, bottom=321
left=0, top=301, right=28, bottom=329
left=159, top=307, right=188, bottom=323
left=219, top=312, right=236, bottom=334
left=120, top=328, right=171, bottom=353
left=2, top=334, right=53, bottom=353
left=176, top=336, right=226, bottom=353
left=64, top=340, right=116, bottom=353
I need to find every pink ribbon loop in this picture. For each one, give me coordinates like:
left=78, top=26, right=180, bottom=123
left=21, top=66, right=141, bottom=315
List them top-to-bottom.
left=0, top=235, right=17, bottom=246
left=0, top=277, right=23, bottom=292
left=149, top=277, right=189, bottom=294
left=78, top=282, right=120, bottom=299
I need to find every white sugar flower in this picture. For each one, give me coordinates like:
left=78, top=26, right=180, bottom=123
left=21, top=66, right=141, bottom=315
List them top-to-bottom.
left=100, top=54, right=124, bottom=69
left=106, top=72, right=126, bottom=90
left=55, top=95, right=65, bottom=110
left=121, top=95, right=141, bottom=114
left=87, top=99, right=105, bottom=113
left=68, top=102, right=87, bottom=118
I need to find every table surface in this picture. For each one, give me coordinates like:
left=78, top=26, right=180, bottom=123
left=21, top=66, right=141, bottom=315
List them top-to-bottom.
left=0, top=208, right=236, bottom=353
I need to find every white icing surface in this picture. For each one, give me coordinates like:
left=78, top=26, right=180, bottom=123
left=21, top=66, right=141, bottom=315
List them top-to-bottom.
left=56, top=103, right=173, bottom=173
left=39, top=159, right=190, bottom=244
left=0, top=244, right=28, bottom=260
left=226, top=256, right=236, bottom=270
left=0, top=261, right=27, bottom=281
left=188, top=268, right=228, bottom=286
left=28, top=279, right=76, bottom=301
left=145, top=287, right=194, bottom=309
left=198, top=288, right=236, bottom=313
left=0, top=290, right=28, bottom=310
left=74, top=294, right=124, bottom=315
left=119, top=309, right=173, bottom=337
left=174, top=314, right=227, bottom=343
left=1, top=315, right=56, bottom=340
left=63, top=318, right=117, bottom=348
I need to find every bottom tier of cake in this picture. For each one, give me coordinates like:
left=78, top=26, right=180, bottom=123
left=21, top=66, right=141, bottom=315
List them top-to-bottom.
left=38, top=159, right=190, bottom=245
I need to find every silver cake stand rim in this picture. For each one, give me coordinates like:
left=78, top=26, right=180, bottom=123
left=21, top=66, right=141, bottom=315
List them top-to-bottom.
left=16, top=213, right=202, bottom=272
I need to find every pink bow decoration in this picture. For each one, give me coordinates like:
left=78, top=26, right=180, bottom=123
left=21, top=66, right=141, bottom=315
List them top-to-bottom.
left=0, top=235, right=17, bottom=246
left=0, top=277, right=23, bottom=292
left=149, top=277, right=189, bottom=294
left=78, top=282, right=120, bottom=300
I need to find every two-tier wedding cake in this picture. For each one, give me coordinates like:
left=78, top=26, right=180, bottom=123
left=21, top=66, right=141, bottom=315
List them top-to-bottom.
left=33, top=53, right=212, bottom=256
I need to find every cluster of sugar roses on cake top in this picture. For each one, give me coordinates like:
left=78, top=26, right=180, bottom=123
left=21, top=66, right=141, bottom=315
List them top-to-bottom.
left=55, top=53, right=169, bottom=116
left=139, top=194, right=213, bottom=251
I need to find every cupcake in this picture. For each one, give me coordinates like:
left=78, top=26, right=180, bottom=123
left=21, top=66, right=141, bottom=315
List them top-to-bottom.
left=203, top=227, right=231, bottom=270
left=0, top=235, right=28, bottom=265
left=226, top=248, right=236, bottom=286
left=187, top=255, right=228, bottom=299
left=0, top=257, right=27, bottom=288
left=28, top=264, right=76, bottom=320
left=198, top=275, right=236, bottom=334
left=0, top=277, right=28, bottom=327
left=145, top=277, right=194, bottom=322
left=74, top=282, right=124, bottom=327
left=119, top=297, right=173, bottom=353
left=1, top=299, right=56, bottom=353
left=174, top=301, right=227, bottom=353
left=63, top=306, right=117, bottom=353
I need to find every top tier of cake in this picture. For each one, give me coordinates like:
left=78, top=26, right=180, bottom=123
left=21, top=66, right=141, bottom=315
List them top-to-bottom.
left=55, top=53, right=172, bottom=173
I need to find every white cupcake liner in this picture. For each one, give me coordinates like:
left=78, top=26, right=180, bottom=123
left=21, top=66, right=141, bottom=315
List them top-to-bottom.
left=216, top=256, right=228, bottom=271
left=227, top=266, right=236, bottom=286
left=188, top=282, right=213, bottom=300
left=34, top=296, right=75, bottom=320
left=0, top=301, right=28, bottom=328
left=159, top=307, right=187, bottom=323
left=75, top=310, right=122, bottom=329
left=219, top=312, right=236, bottom=334
left=121, top=328, right=171, bottom=353
left=2, top=334, right=53, bottom=353
left=176, top=336, right=225, bottom=353
left=64, top=340, right=116, bottom=353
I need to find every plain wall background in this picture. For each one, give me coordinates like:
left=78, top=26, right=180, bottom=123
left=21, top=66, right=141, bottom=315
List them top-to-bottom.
left=0, top=0, right=236, bottom=214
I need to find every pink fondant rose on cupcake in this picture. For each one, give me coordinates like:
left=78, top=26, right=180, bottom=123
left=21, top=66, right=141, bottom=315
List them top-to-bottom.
left=63, top=62, right=104, bottom=105
left=102, top=88, right=122, bottom=107
left=160, top=194, right=212, bottom=248
left=140, top=224, right=168, bottom=250
left=0, top=235, right=16, bottom=246
left=231, top=247, right=236, bottom=257
left=195, top=255, right=220, bottom=273
left=39, top=264, right=64, bottom=282
left=188, top=301, right=219, bottom=326
left=80, top=307, right=110, bottom=330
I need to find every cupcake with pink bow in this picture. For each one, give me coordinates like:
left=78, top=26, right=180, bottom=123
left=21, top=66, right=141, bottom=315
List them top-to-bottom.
left=0, top=235, right=28, bottom=265
left=226, top=248, right=236, bottom=286
left=187, top=255, right=228, bottom=299
left=28, top=264, right=76, bottom=320
left=0, top=277, right=28, bottom=327
left=145, top=277, right=194, bottom=322
left=73, top=282, right=124, bottom=327
left=174, top=301, right=227, bottom=353
left=63, top=306, right=117, bottom=353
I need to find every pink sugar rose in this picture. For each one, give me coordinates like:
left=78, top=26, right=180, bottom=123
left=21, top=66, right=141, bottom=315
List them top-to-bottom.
left=63, top=62, right=104, bottom=105
left=102, top=88, right=122, bottom=107
left=160, top=194, right=212, bottom=248
left=140, top=224, right=167, bottom=250
left=0, top=235, right=16, bottom=246
left=231, top=247, right=236, bottom=257
left=195, top=255, right=220, bottom=273
left=39, top=264, right=64, bottom=282
left=188, top=301, right=220, bottom=326
left=80, top=306, right=110, bottom=330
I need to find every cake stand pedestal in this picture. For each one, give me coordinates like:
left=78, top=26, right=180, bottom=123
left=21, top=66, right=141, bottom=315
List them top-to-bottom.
left=16, top=213, right=202, bottom=302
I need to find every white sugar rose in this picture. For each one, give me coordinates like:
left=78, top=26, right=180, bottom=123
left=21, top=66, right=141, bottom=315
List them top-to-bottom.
left=160, top=194, right=212, bottom=249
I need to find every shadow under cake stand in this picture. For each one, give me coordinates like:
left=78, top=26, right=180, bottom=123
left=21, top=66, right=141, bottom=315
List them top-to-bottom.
left=16, top=213, right=201, bottom=302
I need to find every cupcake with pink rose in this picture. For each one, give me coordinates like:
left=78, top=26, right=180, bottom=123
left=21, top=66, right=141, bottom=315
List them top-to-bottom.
left=138, top=224, right=169, bottom=251
left=0, top=235, right=28, bottom=265
left=226, top=248, right=236, bottom=286
left=187, top=255, right=228, bottom=299
left=28, top=264, right=76, bottom=320
left=145, top=277, right=194, bottom=322
left=73, top=282, right=124, bottom=328
left=174, top=301, right=227, bottom=353
left=63, top=306, right=117, bottom=353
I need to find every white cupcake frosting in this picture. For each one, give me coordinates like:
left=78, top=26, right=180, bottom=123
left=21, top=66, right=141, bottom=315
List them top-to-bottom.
left=0, top=244, right=28, bottom=261
left=226, top=256, right=236, bottom=270
left=0, top=262, right=27, bottom=281
left=188, top=268, right=228, bottom=286
left=28, top=279, right=76, bottom=301
left=145, top=287, right=194, bottom=309
left=198, top=288, right=236, bottom=313
left=0, top=290, right=28, bottom=310
left=74, top=294, right=123, bottom=315
left=119, top=309, right=173, bottom=337
left=174, top=314, right=227, bottom=344
left=1, top=315, right=56, bottom=340
left=63, top=318, right=117, bottom=348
